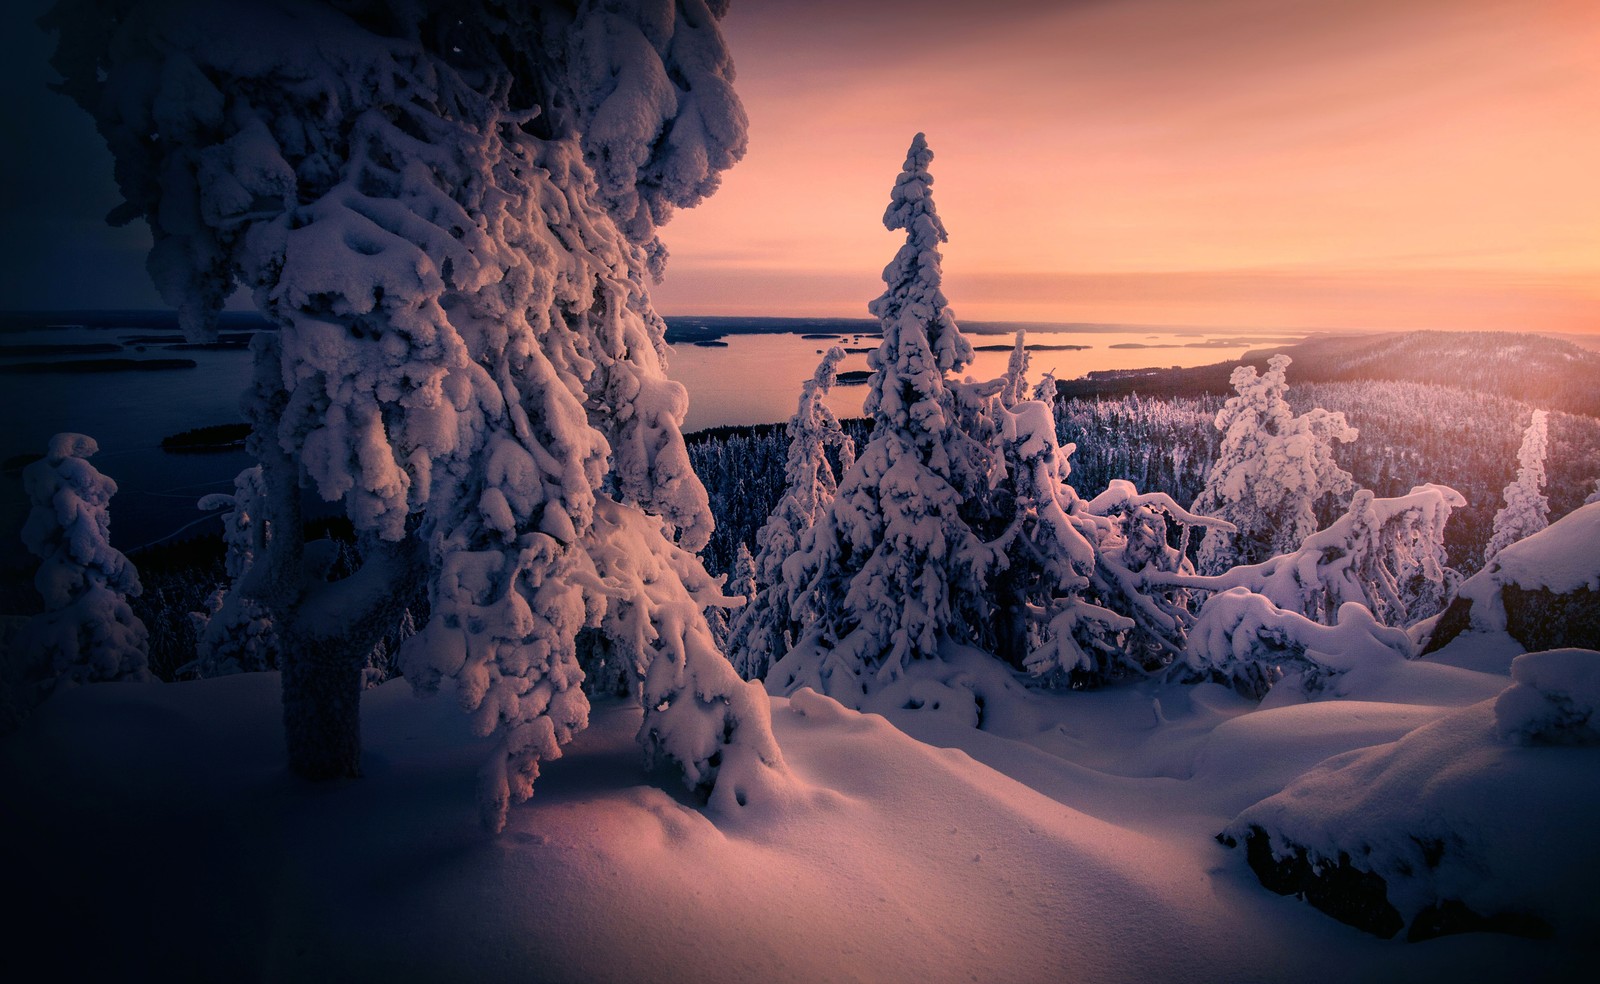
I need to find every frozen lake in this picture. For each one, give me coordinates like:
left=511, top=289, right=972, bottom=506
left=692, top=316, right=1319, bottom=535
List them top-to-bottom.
left=0, top=313, right=1300, bottom=551
left=666, top=326, right=1297, bottom=432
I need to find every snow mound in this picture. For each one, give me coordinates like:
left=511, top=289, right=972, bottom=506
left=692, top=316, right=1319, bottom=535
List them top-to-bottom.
left=1495, top=648, right=1600, bottom=745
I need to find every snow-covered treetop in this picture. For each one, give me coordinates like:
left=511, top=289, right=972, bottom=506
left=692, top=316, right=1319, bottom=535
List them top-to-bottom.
left=863, top=133, right=973, bottom=456
left=16, top=432, right=151, bottom=689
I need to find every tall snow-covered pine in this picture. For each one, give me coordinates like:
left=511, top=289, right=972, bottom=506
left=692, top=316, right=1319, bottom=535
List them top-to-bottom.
left=779, top=134, right=986, bottom=690
left=726, top=347, right=855, bottom=679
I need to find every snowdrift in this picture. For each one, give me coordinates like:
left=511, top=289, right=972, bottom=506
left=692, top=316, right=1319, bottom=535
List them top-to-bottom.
left=3, top=637, right=1589, bottom=982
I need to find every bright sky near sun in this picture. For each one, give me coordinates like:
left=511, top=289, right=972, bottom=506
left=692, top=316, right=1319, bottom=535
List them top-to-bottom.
left=1, top=0, right=1595, bottom=333
left=649, top=0, right=1600, bottom=332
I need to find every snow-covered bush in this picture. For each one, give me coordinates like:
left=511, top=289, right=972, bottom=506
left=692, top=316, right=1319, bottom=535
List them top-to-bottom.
left=52, top=0, right=788, bottom=831
left=726, top=348, right=855, bottom=680
left=1193, top=355, right=1357, bottom=574
left=1485, top=409, right=1550, bottom=563
left=10, top=433, right=151, bottom=698
left=1165, top=484, right=1465, bottom=630
left=1179, top=587, right=1410, bottom=700
left=1495, top=648, right=1600, bottom=746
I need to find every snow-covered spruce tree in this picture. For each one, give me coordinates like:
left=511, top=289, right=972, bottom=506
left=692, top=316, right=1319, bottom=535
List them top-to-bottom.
left=51, top=0, right=787, bottom=830
left=777, top=134, right=990, bottom=693
left=1000, top=331, right=1030, bottom=409
left=726, top=347, right=856, bottom=679
left=1193, top=354, right=1357, bottom=574
left=1031, top=369, right=1059, bottom=418
left=1485, top=409, right=1550, bottom=563
left=10, top=433, right=151, bottom=699
left=184, top=465, right=279, bottom=678
left=707, top=540, right=755, bottom=652
left=727, top=542, right=758, bottom=608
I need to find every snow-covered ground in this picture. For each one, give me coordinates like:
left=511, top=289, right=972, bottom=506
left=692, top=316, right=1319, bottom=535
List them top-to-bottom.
left=4, top=628, right=1590, bottom=982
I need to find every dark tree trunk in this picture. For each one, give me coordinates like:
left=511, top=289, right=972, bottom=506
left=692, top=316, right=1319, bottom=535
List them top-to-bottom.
left=241, top=335, right=422, bottom=785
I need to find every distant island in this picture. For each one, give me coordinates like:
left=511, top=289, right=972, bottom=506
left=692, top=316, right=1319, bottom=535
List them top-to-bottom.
left=972, top=343, right=1090, bottom=352
left=0, top=357, right=197, bottom=374
left=161, top=422, right=251, bottom=453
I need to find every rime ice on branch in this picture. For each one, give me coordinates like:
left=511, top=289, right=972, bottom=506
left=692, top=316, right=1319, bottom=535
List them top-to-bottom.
left=49, top=0, right=786, bottom=830
left=12, top=433, right=151, bottom=695
left=1159, top=484, right=1465, bottom=631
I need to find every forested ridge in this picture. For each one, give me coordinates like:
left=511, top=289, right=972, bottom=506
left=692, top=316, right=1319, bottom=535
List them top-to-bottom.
left=690, top=366, right=1600, bottom=580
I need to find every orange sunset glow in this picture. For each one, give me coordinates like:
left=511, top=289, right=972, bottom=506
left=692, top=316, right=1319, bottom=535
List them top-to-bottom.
left=651, top=0, right=1600, bottom=332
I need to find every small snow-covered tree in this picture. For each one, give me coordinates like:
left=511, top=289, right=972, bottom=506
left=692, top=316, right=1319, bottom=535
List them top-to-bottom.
left=52, top=0, right=788, bottom=831
left=780, top=134, right=989, bottom=692
left=1000, top=331, right=1030, bottom=408
left=726, top=348, right=855, bottom=679
left=1193, top=354, right=1357, bottom=573
left=1031, top=369, right=1059, bottom=418
left=1485, top=409, right=1550, bottom=563
left=11, top=433, right=151, bottom=696
left=184, top=465, right=278, bottom=678
left=712, top=541, right=757, bottom=655
left=727, top=542, right=758, bottom=606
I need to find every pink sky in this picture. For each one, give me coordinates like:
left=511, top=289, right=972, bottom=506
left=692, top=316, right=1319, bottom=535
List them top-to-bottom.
left=650, top=0, right=1600, bottom=332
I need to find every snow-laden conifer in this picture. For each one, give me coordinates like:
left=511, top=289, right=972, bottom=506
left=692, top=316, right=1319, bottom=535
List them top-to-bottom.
left=50, top=0, right=787, bottom=831
left=779, top=135, right=988, bottom=691
left=773, top=137, right=1239, bottom=698
left=1000, top=331, right=1031, bottom=409
left=726, top=348, right=855, bottom=679
left=1193, top=355, right=1357, bottom=573
left=1485, top=409, right=1550, bottom=563
left=11, top=434, right=151, bottom=696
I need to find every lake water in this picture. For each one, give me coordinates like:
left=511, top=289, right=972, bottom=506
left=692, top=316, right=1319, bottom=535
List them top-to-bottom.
left=0, top=314, right=1299, bottom=553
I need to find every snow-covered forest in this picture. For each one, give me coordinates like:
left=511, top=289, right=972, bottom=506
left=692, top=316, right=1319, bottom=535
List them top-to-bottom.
left=3, top=1, right=1598, bottom=981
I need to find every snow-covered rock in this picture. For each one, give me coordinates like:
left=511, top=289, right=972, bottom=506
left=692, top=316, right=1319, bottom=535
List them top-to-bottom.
left=1425, top=502, right=1600, bottom=655
left=1223, top=682, right=1600, bottom=941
